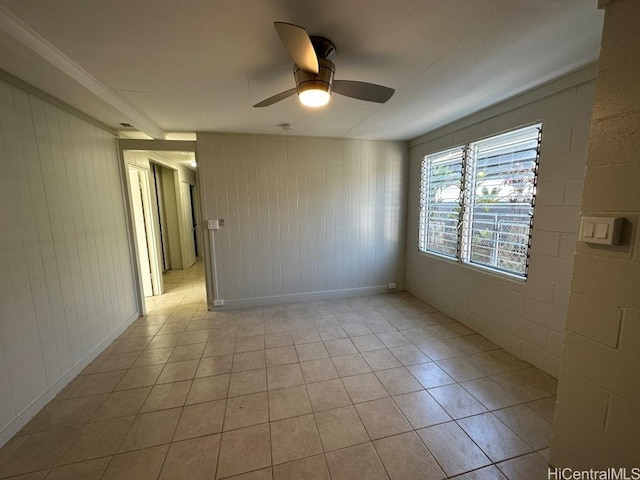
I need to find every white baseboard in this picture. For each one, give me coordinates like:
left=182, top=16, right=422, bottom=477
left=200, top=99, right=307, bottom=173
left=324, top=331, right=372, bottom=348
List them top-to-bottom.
left=210, top=285, right=405, bottom=310
left=0, top=310, right=141, bottom=448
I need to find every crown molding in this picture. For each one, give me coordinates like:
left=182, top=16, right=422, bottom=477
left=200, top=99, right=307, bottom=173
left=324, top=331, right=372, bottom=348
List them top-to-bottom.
left=0, top=4, right=165, bottom=139
left=0, top=68, right=118, bottom=135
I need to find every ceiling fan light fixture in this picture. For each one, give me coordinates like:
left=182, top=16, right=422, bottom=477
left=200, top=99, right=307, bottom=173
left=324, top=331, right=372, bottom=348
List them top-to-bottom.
left=253, top=23, right=395, bottom=108
left=295, top=58, right=335, bottom=108
left=298, top=85, right=331, bottom=107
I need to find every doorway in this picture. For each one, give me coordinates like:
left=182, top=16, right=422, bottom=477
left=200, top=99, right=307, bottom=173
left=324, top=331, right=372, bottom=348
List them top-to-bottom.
left=120, top=142, right=207, bottom=315
left=151, top=162, right=183, bottom=272
left=181, top=181, right=196, bottom=268
left=190, top=184, right=201, bottom=258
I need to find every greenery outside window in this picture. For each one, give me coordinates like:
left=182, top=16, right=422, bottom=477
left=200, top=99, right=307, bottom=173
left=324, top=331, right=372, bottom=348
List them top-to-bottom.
left=418, top=124, right=542, bottom=278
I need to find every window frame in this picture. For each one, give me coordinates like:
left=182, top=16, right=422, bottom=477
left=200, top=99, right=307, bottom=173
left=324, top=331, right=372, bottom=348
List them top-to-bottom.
left=417, top=123, right=542, bottom=280
left=417, top=146, right=465, bottom=260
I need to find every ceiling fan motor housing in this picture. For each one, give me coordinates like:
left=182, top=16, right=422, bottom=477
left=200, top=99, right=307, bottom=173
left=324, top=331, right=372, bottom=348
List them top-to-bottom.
left=310, top=36, right=336, bottom=61
left=294, top=57, right=335, bottom=95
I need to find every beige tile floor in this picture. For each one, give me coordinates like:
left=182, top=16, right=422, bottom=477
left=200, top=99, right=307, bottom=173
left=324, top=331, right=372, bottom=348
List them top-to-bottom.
left=0, top=261, right=557, bottom=479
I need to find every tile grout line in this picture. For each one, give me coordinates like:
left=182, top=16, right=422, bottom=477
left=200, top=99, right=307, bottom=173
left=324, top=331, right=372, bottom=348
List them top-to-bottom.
left=1, top=280, right=557, bottom=480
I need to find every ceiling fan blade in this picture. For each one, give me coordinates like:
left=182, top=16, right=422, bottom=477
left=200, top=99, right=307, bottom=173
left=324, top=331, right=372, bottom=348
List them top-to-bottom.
left=274, top=22, right=319, bottom=74
left=332, top=80, right=395, bottom=103
left=253, top=88, right=297, bottom=108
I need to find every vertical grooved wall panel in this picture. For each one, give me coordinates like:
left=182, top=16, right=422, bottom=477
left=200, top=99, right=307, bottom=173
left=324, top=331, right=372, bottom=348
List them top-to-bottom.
left=0, top=78, right=137, bottom=441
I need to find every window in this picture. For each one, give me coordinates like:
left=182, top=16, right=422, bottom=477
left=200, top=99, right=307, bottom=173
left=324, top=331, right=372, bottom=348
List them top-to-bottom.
left=418, top=124, right=542, bottom=278
left=418, top=146, right=464, bottom=259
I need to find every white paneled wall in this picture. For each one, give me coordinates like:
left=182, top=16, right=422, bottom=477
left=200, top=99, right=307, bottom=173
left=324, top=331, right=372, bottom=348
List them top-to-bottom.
left=406, top=66, right=597, bottom=377
left=0, top=78, right=137, bottom=444
left=197, top=133, right=407, bottom=307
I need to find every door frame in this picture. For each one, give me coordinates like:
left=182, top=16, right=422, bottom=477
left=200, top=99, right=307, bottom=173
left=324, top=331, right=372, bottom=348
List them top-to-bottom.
left=117, top=139, right=210, bottom=315
left=127, top=165, right=162, bottom=297
left=180, top=180, right=197, bottom=269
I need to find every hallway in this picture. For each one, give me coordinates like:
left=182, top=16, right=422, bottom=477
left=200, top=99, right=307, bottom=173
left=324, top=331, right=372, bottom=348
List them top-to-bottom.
left=145, top=262, right=208, bottom=316
left=0, top=270, right=556, bottom=479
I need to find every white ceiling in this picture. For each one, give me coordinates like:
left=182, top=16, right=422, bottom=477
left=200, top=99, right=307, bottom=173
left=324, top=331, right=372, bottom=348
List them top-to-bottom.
left=0, top=0, right=604, bottom=141
left=155, top=151, right=197, bottom=171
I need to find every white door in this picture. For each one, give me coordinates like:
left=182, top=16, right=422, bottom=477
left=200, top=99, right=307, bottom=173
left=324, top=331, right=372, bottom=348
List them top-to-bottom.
left=128, top=168, right=153, bottom=297
left=139, top=169, right=162, bottom=295
left=181, top=181, right=196, bottom=268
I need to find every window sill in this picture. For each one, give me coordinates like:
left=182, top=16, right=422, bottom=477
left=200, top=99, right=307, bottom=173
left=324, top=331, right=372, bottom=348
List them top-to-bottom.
left=416, top=249, right=528, bottom=284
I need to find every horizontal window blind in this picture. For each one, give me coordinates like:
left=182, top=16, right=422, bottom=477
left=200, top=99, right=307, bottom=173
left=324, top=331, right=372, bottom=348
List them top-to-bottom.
left=418, top=147, right=464, bottom=258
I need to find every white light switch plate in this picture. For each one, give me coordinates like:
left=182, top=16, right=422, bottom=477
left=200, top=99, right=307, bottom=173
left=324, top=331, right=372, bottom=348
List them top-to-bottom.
left=579, top=216, right=623, bottom=245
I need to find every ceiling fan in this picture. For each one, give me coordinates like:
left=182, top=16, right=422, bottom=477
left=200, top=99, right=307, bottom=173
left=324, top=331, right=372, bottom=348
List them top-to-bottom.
left=253, top=22, right=395, bottom=108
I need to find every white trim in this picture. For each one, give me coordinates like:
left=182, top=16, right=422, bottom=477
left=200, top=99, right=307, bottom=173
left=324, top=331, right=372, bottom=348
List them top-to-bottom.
left=0, top=5, right=165, bottom=139
left=118, top=139, right=196, bottom=153
left=116, top=147, right=147, bottom=316
left=211, top=286, right=405, bottom=310
left=0, top=311, right=140, bottom=447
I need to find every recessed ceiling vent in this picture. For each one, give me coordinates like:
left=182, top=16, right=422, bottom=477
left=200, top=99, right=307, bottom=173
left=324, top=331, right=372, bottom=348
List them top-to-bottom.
left=119, top=122, right=134, bottom=128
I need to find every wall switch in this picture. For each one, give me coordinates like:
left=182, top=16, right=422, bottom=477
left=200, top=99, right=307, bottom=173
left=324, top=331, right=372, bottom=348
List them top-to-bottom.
left=579, top=216, right=624, bottom=245
left=207, top=219, right=219, bottom=230
left=582, top=221, right=595, bottom=238
left=595, top=222, right=608, bottom=239
left=387, top=282, right=397, bottom=290
left=213, top=299, right=224, bottom=307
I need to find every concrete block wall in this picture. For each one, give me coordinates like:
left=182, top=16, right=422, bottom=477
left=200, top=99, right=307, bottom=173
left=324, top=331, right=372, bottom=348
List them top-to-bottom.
left=551, top=0, right=640, bottom=468
left=406, top=66, right=597, bottom=377
left=197, top=133, right=408, bottom=308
